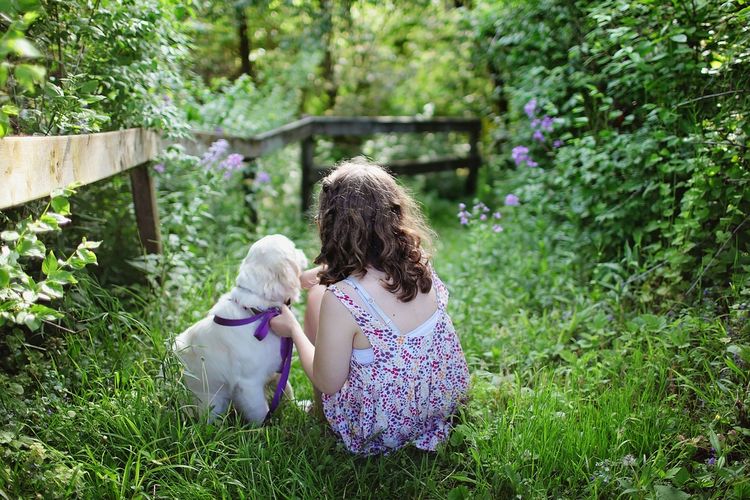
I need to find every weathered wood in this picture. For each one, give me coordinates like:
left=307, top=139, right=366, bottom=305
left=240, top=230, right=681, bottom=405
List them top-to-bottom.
left=312, top=116, right=481, bottom=136
left=182, top=117, right=314, bottom=160
left=466, top=127, right=481, bottom=194
left=0, top=128, right=161, bottom=209
left=301, top=137, right=315, bottom=214
left=313, top=156, right=480, bottom=180
left=129, top=163, right=162, bottom=254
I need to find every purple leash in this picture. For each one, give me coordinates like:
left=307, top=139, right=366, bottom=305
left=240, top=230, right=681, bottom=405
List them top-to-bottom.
left=213, top=307, right=293, bottom=420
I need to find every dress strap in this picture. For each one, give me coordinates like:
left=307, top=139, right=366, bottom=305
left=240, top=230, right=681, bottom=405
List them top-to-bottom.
left=343, top=277, right=400, bottom=334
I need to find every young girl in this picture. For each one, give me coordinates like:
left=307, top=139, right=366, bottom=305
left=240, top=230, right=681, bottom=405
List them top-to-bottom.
left=270, top=158, right=469, bottom=455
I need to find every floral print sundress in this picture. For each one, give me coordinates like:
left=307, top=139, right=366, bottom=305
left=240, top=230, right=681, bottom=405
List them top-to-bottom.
left=321, top=269, right=470, bottom=455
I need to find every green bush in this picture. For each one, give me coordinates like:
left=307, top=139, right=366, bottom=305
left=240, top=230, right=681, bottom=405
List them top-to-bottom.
left=473, top=0, right=750, bottom=300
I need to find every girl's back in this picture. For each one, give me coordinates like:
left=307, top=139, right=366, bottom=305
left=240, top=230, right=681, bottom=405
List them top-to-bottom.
left=322, top=267, right=469, bottom=455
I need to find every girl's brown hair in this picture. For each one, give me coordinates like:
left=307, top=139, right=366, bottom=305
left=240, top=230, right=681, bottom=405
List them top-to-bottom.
left=314, top=158, right=434, bottom=301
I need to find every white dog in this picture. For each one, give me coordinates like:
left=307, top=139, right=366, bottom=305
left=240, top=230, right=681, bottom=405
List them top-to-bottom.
left=173, top=234, right=307, bottom=423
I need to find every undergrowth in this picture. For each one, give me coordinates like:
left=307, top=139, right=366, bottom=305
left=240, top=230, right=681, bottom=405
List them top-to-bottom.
left=0, top=157, right=748, bottom=498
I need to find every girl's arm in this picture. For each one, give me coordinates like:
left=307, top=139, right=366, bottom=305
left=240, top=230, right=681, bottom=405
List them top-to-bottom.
left=270, top=294, right=354, bottom=394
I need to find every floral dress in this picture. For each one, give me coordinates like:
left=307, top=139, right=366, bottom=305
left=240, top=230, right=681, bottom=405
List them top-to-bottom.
left=321, top=269, right=470, bottom=455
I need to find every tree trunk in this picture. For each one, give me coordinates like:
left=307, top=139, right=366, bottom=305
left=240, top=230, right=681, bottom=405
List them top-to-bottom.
left=237, top=6, right=254, bottom=79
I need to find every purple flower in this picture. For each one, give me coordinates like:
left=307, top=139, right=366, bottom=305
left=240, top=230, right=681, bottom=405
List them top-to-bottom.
left=524, top=98, right=537, bottom=118
left=541, top=115, right=554, bottom=131
left=531, top=118, right=541, bottom=128
left=215, top=126, right=224, bottom=134
left=533, top=130, right=545, bottom=142
left=200, top=139, right=230, bottom=167
left=553, top=139, right=563, bottom=148
left=512, top=146, right=529, bottom=166
left=220, top=153, right=244, bottom=172
left=526, top=159, right=539, bottom=168
left=153, top=163, right=165, bottom=173
left=255, top=171, right=271, bottom=184
left=504, top=194, right=520, bottom=206
left=458, top=203, right=466, bottom=210
left=493, top=212, right=502, bottom=219
left=480, top=214, right=487, bottom=221
left=460, top=216, right=469, bottom=225
left=492, top=224, right=504, bottom=233
left=707, top=456, right=716, bottom=466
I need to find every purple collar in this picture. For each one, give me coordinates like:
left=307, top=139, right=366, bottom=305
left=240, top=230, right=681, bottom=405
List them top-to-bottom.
left=213, top=307, right=292, bottom=420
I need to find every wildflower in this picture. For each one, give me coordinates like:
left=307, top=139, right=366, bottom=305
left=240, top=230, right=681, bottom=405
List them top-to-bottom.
left=524, top=98, right=537, bottom=118
left=540, top=115, right=554, bottom=131
left=531, top=118, right=541, bottom=128
left=215, top=126, right=224, bottom=134
left=533, top=130, right=545, bottom=142
left=200, top=139, right=230, bottom=167
left=553, top=139, right=563, bottom=148
left=511, top=146, right=530, bottom=166
left=220, top=153, right=244, bottom=172
left=526, top=159, right=538, bottom=168
left=153, top=163, right=165, bottom=173
left=255, top=171, right=271, bottom=184
left=504, top=194, right=520, bottom=206
left=458, top=202, right=466, bottom=210
left=473, top=202, right=488, bottom=213
left=493, top=212, right=502, bottom=219
left=480, top=214, right=487, bottom=221
left=460, top=216, right=469, bottom=225
left=492, top=224, right=503, bottom=233
left=622, top=454, right=636, bottom=466
left=707, top=456, right=716, bottom=466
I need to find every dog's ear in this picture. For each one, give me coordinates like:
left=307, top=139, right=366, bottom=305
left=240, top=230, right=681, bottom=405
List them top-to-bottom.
left=261, top=247, right=306, bottom=303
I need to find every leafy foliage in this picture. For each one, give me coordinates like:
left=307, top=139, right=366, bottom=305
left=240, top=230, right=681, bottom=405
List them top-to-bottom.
left=473, top=0, right=750, bottom=300
left=0, top=187, right=99, bottom=331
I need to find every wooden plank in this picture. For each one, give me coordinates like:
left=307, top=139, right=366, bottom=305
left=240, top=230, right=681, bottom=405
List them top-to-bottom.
left=312, top=116, right=481, bottom=136
left=182, top=117, right=314, bottom=159
left=466, top=127, right=481, bottom=194
left=0, top=128, right=161, bottom=209
left=301, top=137, right=315, bottom=214
left=312, top=156, right=480, bottom=179
left=129, top=163, right=162, bottom=254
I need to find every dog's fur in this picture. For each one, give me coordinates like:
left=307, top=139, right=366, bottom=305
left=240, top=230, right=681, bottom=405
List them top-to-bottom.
left=173, top=234, right=307, bottom=423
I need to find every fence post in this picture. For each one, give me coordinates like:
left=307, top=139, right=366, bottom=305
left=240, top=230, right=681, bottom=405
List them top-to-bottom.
left=466, top=125, right=481, bottom=195
left=301, top=136, right=315, bottom=215
left=129, top=162, right=162, bottom=254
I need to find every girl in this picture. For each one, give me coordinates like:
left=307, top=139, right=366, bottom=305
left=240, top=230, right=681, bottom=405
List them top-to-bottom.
left=270, top=158, right=469, bottom=455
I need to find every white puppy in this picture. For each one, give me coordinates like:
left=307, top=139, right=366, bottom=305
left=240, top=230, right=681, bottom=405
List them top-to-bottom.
left=173, top=234, right=307, bottom=423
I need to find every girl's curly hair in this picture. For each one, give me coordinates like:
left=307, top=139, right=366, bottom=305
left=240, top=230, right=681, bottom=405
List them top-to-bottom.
left=314, top=158, right=434, bottom=302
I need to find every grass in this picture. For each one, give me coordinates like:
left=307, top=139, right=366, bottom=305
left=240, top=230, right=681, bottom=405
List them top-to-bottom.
left=0, top=161, right=748, bottom=498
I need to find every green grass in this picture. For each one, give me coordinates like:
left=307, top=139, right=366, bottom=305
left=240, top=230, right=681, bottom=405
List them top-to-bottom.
left=1, top=167, right=748, bottom=499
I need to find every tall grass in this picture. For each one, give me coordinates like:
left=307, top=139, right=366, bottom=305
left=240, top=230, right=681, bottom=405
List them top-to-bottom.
left=0, top=163, right=748, bottom=498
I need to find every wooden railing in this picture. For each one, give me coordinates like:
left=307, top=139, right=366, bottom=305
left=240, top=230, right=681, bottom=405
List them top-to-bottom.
left=1, top=116, right=481, bottom=254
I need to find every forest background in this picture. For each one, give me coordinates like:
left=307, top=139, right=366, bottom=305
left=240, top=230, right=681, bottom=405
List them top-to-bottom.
left=0, top=0, right=748, bottom=498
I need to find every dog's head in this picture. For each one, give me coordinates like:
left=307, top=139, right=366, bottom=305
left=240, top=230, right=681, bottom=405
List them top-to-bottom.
left=236, top=234, right=308, bottom=304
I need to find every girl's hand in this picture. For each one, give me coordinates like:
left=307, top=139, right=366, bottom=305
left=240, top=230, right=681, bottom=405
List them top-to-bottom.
left=300, top=266, right=322, bottom=289
left=270, top=305, right=300, bottom=338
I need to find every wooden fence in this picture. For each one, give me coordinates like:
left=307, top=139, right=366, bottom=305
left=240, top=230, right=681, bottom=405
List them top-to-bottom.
left=1, top=116, right=481, bottom=254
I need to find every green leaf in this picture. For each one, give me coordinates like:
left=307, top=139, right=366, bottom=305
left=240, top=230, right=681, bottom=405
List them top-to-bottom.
left=670, top=34, right=687, bottom=43
left=7, top=37, right=41, bottom=58
left=0, top=62, right=8, bottom=87
left=13, top=63, right=45, bottom=92
left=78, top=79, right=99, bottom=94
left=1, top=104, right=19, bottom=116
left=50, top=196, right=70, bottom=216
left=1, top=231, right=20, bottom=242
left=42, top=250, right=58, bottom=275
left=0, top=267, right=9, bottom=288
left=654, top=485, right=689, bottom=500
